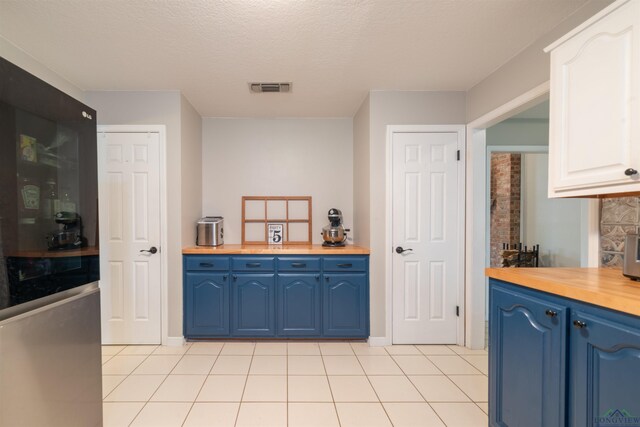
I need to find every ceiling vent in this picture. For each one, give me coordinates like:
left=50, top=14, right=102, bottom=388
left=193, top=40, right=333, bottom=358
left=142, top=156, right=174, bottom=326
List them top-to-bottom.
left=249, top=82, right=291, bottom=93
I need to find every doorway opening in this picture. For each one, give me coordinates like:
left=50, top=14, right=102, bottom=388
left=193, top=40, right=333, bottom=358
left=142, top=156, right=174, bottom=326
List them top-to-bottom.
left=465, top=83, right=600, bottom=349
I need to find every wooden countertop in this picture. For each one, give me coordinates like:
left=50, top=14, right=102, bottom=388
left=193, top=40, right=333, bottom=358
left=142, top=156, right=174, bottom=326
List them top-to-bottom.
left=183, top=244, right=370, bottom=255
left=7, top=246, right=99, bottom=258
left=486, top=267, right=640, bottom=317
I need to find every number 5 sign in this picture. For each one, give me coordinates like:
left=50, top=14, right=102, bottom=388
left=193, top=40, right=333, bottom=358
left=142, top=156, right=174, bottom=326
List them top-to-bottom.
left=268, top=224, right=284, bottom=244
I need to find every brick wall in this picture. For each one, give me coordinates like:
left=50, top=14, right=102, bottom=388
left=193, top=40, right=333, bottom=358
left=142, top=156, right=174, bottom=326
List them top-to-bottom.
left=490, top=153, right=521, bottom=267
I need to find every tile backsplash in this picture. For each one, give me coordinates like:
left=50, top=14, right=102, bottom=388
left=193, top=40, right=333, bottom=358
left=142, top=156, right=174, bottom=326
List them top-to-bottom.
left=600, top=197, right=640, bottom=268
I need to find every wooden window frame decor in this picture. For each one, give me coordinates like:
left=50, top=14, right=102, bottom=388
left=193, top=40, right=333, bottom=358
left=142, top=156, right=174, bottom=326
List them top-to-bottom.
left=241, top=196, right=312, bottom=245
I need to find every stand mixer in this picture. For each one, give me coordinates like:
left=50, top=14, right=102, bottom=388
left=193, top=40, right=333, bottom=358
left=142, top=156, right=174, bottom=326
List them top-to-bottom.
left=321, top=208, right=350, bottom=247
left=46, top=211, right=86, bottom=250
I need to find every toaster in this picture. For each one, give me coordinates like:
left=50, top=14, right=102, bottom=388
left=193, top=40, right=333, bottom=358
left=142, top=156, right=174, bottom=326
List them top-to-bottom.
left=196, top=216, right=224, bottom=246
left=623, top=233, right=640, bottom=280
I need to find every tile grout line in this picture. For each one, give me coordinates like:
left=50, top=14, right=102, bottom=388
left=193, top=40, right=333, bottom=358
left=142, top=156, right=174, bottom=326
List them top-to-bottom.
left=233, top=341, right=255, bottom=427
left=103, top=342, right=487, bottom=426
left=180, top=345, right=221, bottom=426
left=320, top=345, right=342, bottom=427
left=393, top=348, right=452, bottom=427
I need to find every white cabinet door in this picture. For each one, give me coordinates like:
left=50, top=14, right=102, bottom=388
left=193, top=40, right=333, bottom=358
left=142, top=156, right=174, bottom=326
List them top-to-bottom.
left=548, top=0, right=640, bottom=197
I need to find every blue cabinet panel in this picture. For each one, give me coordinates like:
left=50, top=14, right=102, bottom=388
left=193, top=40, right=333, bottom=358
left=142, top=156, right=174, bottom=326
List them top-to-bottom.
left=185, top=256, right=230, bottom=271
left=231, top=256, right=275, bottom=271
left=277, top=257, right=321, bottom=272
left=323, top=257, right=367, bottom=272
left=184, top=272, right=229, bottom=336
left=232, top=273, right=276, bottom=336
left=277, top=273, right=321, bottom=336
left=323, top=273, right=368, bottom=337
left=489, top=281, right=567, bottom=427
left=569, top=309, right=640, bottom=427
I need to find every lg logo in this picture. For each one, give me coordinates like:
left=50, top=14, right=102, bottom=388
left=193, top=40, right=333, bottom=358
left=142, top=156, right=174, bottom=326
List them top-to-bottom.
left=81, top=111, right=93, bottom=120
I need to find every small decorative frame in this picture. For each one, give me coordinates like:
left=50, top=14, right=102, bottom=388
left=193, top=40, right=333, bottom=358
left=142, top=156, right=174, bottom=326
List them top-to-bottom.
left=241, top=196, right=312, bottom=245
left=267, top=223, right=284, bottom=244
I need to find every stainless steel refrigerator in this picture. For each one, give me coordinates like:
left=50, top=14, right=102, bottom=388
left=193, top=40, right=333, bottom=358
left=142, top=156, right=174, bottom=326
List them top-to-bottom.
left=0, top=56, right=102, bottom=426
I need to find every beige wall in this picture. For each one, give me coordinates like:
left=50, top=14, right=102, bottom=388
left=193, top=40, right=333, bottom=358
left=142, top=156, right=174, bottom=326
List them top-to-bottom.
left=466, top=0, right=612, bottom=122
left=1, top=35, right=84, bottom=101
left=84, top=90, right=187, bottom=338
left=365, top=91, right=467, bottom=338
left=180, top=95, right=203, bottom=247
left=353, top=95, right=371, bottom=248
left=201, top=118, right=353, bottom=244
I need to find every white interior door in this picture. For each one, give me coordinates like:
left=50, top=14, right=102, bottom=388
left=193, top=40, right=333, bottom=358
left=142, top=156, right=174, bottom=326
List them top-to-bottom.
left=392, top=129, right=462, bottom=344
left=98, top=131, right=161, bottom=344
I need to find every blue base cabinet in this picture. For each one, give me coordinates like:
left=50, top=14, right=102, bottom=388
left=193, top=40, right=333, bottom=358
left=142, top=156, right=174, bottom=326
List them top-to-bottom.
left=183, top=254, right=369, bottom=339
left=184, top=272, right=230, bottom=337
left=232, top=273, right=275, bottom=336
left=277, top=273, right=321, bottom=336
left=323, top=273, right=368, bottom=337
left=490, top=279, right=640, bottom=427
left=490, top=283, right=567, bottom=427
left=570, top=308, right=640, bottom=427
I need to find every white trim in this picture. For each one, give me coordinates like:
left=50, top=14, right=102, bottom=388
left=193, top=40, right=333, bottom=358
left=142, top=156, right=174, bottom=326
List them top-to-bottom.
left=465, top=82, right=600, bottom=349
left=467, top=82, right=550, bottom=130
left=385, top=124, right=466, bottom=346
left=97, top=125, right=170, bottom=346
left=583, top=200, right=601, bottom=267
left=165, top=336, right=187, bottom=347
left=368, top=336, right=392, bottom=347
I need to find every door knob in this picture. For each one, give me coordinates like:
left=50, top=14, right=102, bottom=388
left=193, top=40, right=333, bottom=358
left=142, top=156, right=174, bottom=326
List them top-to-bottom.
left=140, top=246, right=158, bottom=254
left=395, top=246, right=413, bottom=254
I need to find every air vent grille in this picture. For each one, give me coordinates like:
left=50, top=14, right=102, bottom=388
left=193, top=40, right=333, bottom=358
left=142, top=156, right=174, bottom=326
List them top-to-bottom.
left=249, top=82, right=292, bottom=93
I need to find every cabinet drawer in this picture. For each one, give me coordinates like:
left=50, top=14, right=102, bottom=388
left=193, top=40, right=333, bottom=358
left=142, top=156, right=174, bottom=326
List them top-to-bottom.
left=185, top=256, right=230, bottom=271
left=231, top=256, right=275, bottom=271
left=277, top=257, right=321, bottom=272
left=323, top=257, right=367, bottom=272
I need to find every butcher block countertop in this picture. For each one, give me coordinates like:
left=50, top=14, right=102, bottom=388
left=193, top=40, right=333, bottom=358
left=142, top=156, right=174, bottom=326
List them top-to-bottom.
left=183, top=244, right=370, bottom=255
left=486, top=267, right=640, bottom=317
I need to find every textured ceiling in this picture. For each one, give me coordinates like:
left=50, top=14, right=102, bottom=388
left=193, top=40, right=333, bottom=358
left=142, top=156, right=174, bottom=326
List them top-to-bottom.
left=0, top=0, right=592, bottom=117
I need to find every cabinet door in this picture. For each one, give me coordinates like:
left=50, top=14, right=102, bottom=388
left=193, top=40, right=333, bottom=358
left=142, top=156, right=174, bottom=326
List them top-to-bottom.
left=548, top=0, right=640, bottom=197
left=184, top=272, right=229, bottom=337
left=232, top=273, right=275, bottom=336
left=277, top=273, right=321, bottom=336
left=323, top=273, right=368, bottom=337
left=489, top=282, right=567, bottom=427
left=569, top=310, right=640, bottom=427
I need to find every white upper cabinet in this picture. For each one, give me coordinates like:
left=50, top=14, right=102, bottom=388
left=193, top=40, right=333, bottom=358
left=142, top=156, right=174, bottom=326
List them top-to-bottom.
left=546, top=0, right=640, bottom=197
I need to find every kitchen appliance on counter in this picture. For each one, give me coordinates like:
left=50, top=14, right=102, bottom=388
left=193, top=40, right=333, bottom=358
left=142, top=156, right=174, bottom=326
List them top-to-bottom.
left=321, top=208, right=350, bottom=247
left=46, top=211, right=86, bottom=250
left=197, top=216, right=224, bottom=246
left=624, top=233, right=640, bottom=280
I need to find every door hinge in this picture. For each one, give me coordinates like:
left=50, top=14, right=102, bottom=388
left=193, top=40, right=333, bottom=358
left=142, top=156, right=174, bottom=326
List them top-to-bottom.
left=456, top=150, right=461, bottom=161
left=456, top=306, right=460, bottom=317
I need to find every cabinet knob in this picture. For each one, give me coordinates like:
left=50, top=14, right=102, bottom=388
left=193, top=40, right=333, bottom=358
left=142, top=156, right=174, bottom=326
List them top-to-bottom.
left=625, top=168, right=638, bottom=176
left=232, top=274, right=237, bottom=282
left=223, top=275, right=228, bottom=281
left=315, top=275, right=320, bottom=281
left=325, top=276, right=330, bottom=282
left=545, top=309, right=558, bottom=318
left=573, top=320, right=587, bottom=329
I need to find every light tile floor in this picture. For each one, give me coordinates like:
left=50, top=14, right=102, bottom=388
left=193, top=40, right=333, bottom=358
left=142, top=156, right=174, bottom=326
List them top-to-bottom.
left=102, top=341, right=488, bottom=427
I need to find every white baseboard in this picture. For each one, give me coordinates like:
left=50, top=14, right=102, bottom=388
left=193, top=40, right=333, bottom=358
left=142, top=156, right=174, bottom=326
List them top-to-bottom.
left=164, top=336, right=186, bottom=347
left=368, top=336, right=392, bottom=347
